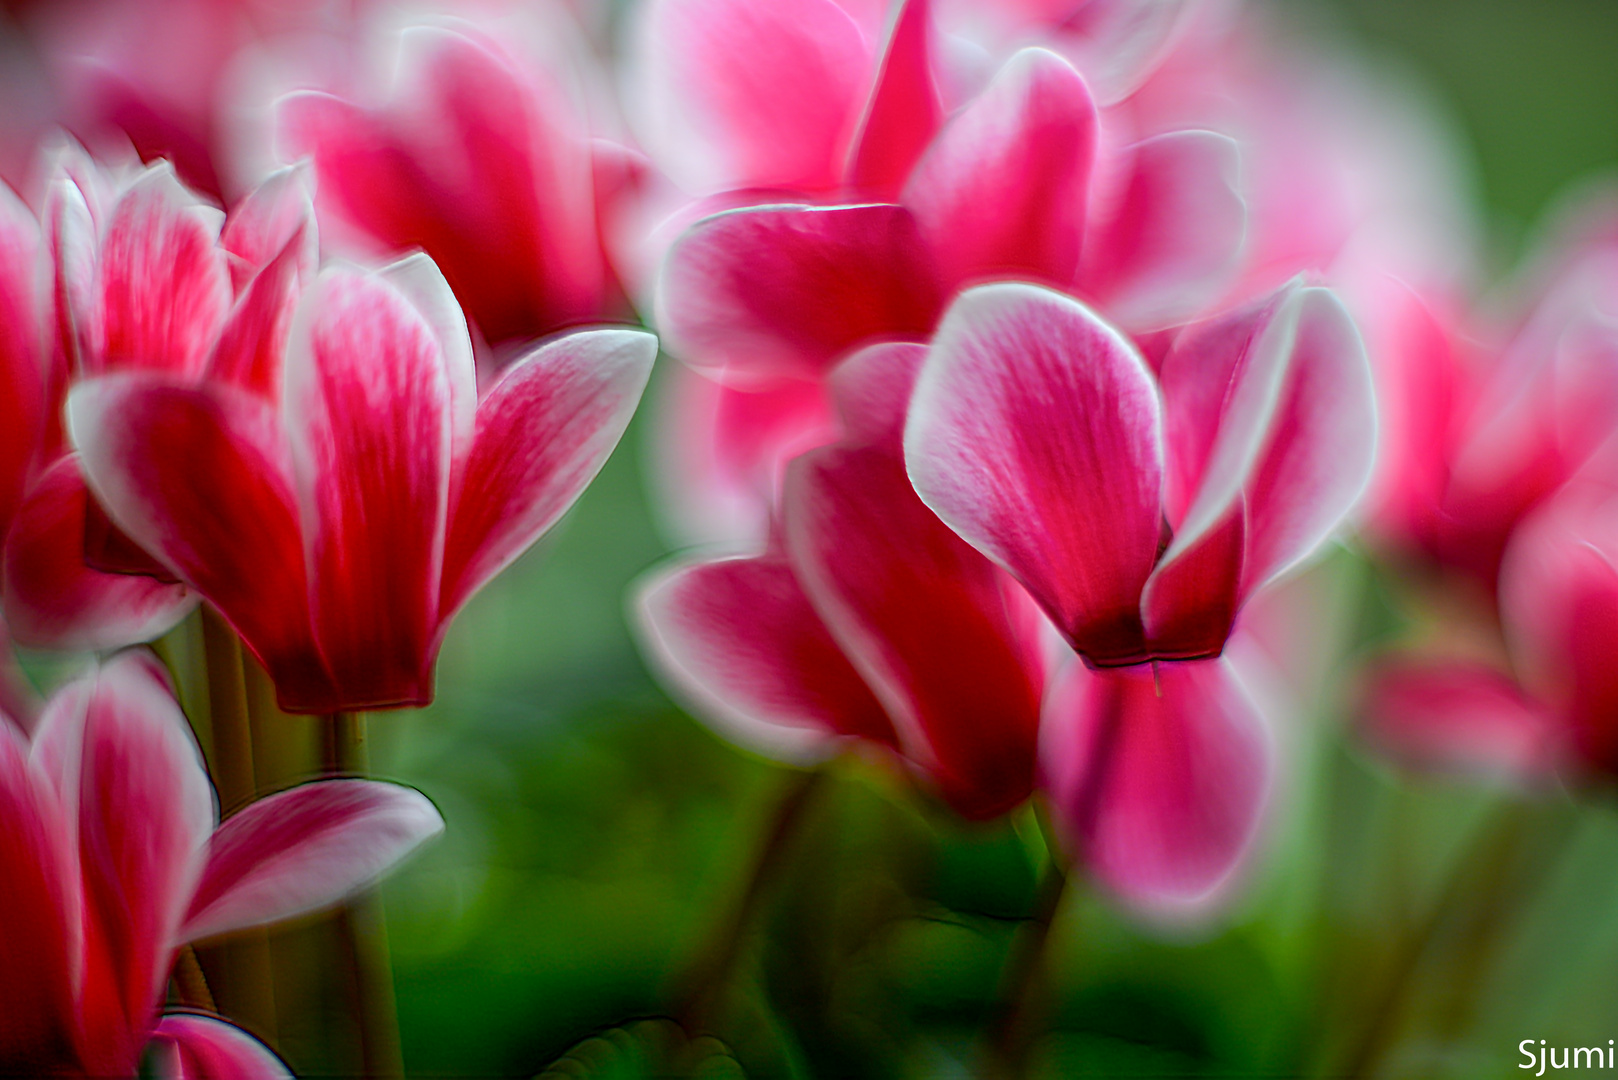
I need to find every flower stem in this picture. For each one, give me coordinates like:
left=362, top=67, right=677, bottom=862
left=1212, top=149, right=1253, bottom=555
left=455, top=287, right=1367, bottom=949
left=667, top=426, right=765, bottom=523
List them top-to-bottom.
left=197, top=607, right=278, bottom=1043
left=325, top=711, right=405, bottom=1080
left=670, top=766, right=827, bottom=1032
left=983, top=802, right=1069, bottom=1079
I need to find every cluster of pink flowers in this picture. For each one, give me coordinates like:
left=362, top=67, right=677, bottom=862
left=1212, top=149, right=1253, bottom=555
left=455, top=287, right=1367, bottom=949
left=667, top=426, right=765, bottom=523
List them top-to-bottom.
left=0, top=0, right=1608, bottom=1073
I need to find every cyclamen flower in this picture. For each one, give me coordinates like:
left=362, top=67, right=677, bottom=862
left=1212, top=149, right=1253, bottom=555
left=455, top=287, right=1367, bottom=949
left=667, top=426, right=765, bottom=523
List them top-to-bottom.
left=276, top=18, right=626, bottom=349
left=652, top=36, right=1242, bottom=542
left=0, top=152, right=316, bottom=650
left=1366, top=220, right=1618, bottom=591
left=69, top=250, right=655, bottom=712
left=637, top=343, right=1045, bottom=819
left=1363, top=480, right=1618, bottom=785
left=0, top=650, right=443, bottom=1077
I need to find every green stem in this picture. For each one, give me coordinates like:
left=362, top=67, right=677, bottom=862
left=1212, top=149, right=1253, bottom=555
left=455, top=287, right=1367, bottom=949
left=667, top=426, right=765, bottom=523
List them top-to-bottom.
left=197, top=608, right=278, bottom=1043
left=325, top=711, right=405, bottom=1080
left=670, top=766, right=826, bottom=1032
left=983, top=803, right=1069, bottom=1080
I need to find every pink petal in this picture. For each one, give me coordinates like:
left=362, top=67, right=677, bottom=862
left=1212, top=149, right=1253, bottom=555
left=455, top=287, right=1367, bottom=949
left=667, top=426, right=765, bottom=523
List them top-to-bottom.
left=638, top=0, right=872, bottom=192
left=844, top=0, right=943, bottom=200
left=1044, top=0, right=1192, bottom=104
left=277, top=27, right=605, bottom=344
left=901, top=48, right=1096, bottom=294
left=1078, top=130, right=1244, bottom=331
left=94, top=163, right=231, bottom=377
left=219, top=163, right=317, bottom=290
left=0, top=180, right=43, bottom=541
left=658, top=203, right=943, bottom=381
left=205, top=227, right=305, bottom=401
left=378, top=254, right=477, bottom=465
left=284, top=267, right=451, bottom=710
left=904, top=283, right=1165, bottom=664
left=1239, top=288, right=1375, bottom=593
left=440, top=329, right=654, bottom=624
left=784, top=347, right=1043, bottom=818
left=648, top=365, right=837, bottom=546
left=67, top=376, right=336, bottom=712
left=3, top=457, right=196, bottom=651
left=1499, top=487, right=1618, bottom=773
left=635, top=549, right=897, bottom=763
left=34, top=652, right=214, bottom=1069
left=1041, top=657, right=1269, bottom=914
left=1361, top=659, right=1564, bottom=781
left=0, top=721, right=79, bottom=1073
left=181, top=779, right=442, bottom=943
left=150, top=1014, right=292, bottom=1080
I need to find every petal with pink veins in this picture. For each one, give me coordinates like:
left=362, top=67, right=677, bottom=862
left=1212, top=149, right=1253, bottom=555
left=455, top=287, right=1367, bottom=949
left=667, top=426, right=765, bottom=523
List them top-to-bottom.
left=638, top=0, right=872, bottom=192
left=844, top=0, right=943, bottom=200
left=902, top=48, right=1095, bottom=293
left=1078, top=130, right=1244, bottom=332
left=95, top=164, right=231, bottom=377
left=658, top=203, right=943, bottom=381
left=206, top=230, right=305, bottom=401
left=284, top=268, right=450, bottom=709
left=905, top=283, right=1164, bottom=664
left=440, top=329, right=655, bottom=624
left=67, top=375, right=336, bottom=712
left=3, top=457, right=196, bottom=651
left=635, top=549, right=896, bottom=764
left=34, top=652, right=214, bottom=1070
left=1041, top=658, right=1269, bottom=915
left=1361, top=659, right=1565, bottom=781
left=180, top=779, right=442, bottom=943
left=150, top=1014, right=292, bottom=1080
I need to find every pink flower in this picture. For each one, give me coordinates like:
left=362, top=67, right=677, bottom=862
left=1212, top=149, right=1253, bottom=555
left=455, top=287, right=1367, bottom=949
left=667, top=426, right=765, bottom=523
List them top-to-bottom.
left=275, top=19, right=627, bottom=349
left=649, top=36, right=1242, bottom=542
left=0, top=150, right=317, bottom=650
left=1365, top=221, right=1618, bottom=590
left=68, top=247, right=655, bottom=713
left=904, top=280, right=1374, bottom=666
left=637, top=343, right=1046, bottom=819
left=0, top=649, right=442, bottom=1077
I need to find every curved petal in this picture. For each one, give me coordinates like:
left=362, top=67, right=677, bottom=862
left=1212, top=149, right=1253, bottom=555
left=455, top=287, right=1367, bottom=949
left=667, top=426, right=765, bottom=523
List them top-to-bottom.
left=637, top=0, right=872, bottom=192
left=844, top=0, right=943, bottom=199
left=901, top=48, right=1095, bottom=293
left=1077, top=130, right=1245, bottom=331
left=95, top=163, right=231, bottom=377
left=219, top=163, right=317, bottom=289
left=658, top=203, right=944, bottom=381
left=206, top=229, right=305, bottom=401
left=378, top=254, right=476, bottom=462
left=284, top=268, right=450, bottom=710
left=904, top=283, right=1164, bottom=663
left=1239, top=288, right=1375, bottom=593
left=441, top=329, right=655, bottom=624
left=67, top=376, right=335, bottom=712
left=784, top=414, right=1043, bottom=818
left=3, top=457, right=195, bottom=651
left=635, top=549, right=896, bottom=763
left=34, top=653, right=214, bottom=1071
left=1041, top=657, right=1269, bottom=915
left=1361, top=659, right=1564, bottom=782
left=0, top=722, right=79, bottom=1073
left=180, top=779, right=442, bottom=943
left=150, top=1014, right=292, bottom=1080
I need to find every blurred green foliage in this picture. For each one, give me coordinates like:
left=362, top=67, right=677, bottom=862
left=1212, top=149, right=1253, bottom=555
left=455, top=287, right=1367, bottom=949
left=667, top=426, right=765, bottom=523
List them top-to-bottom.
left=351, top=3, right=1618, bottom=1077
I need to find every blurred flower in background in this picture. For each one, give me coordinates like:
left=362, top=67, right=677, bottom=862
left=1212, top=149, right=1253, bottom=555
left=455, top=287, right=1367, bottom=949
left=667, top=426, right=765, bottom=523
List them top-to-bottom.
left=0, top=0, right=1614, bottom=1078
